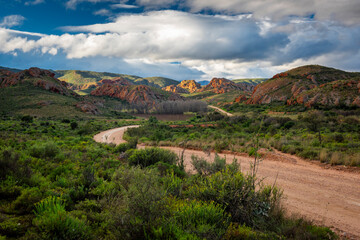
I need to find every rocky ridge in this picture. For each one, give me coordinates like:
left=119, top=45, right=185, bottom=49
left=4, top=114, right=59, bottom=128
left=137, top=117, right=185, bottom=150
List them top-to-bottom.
left=246, top=65, right=360, bottom=107
left=0, top=67, right=75, bottom=96
left=200, top=78, right=254, bottom=94
left=162, top=80, right=201, bottom=94
left=91, top=84, right=183, bottom=107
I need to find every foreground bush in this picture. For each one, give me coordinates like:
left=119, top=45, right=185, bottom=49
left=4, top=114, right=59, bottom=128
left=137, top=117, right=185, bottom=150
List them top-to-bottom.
left=127, top=147, right=177, bottom=167
left=33, top=196, right=91, bottom=240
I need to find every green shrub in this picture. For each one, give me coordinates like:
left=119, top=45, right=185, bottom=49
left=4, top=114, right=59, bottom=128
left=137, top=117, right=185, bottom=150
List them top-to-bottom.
left=70, top=121, right=78, bottom=130
left=113, top=138, right=137, bottom=153
left=29, top=142, right=59, bottom=159
left=128, top=147, right=177, bottom=167
left=0, top=148, right=20, bottom=180
left=298, top=149, right=319, bottom=160
left=191, top=154, right=227, bottom=175
left=185, top=169, right=282, bottom=229
left=0, top=176, right=22, bottom=200
left=12, top=187, right=44, bottom=214
left=33, top=196, right=91, bottom=240
left=162, top=198, right=230, bottom=239
left=280, top=218, right=337, bottom=240
left=223, top=223, right=279, bottom=240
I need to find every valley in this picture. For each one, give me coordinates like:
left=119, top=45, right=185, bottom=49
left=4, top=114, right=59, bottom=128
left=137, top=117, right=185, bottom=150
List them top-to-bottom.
left=0, top=64, right=359, bottom=239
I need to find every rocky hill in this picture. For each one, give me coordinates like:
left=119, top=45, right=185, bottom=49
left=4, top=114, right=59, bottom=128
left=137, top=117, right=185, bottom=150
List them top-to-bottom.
left=246, top=65, right=360, bottom=107
left=0, top=67, right=75, bottom=96
left=200, top=78, right=254, bottom=94
left=162, top=80, right=201, bottom=94
left=91, top=83, right=183, bottom=108
left=162, top=85, right=189, bottom=94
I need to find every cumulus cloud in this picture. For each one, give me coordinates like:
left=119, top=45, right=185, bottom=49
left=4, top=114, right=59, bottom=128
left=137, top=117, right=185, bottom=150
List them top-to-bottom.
left=129, top=0, right=360, bottom=26
left=62, top=10, right=287, bottom=60
left=0, top=15, right=26, bottom=28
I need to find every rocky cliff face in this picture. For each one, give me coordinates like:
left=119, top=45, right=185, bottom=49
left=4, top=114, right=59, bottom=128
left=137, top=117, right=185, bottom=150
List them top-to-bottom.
left=246, top=65, right=360, bottom=107
left=0, top=67, right=75, bottom=96
left=200, top=78, right=254, bottom=94
left=162, top=80, right=201, bottom=94
left=178, top=80, right=201, bottom=93
left=91, top=84, right=183, bottom=107
left=162, top=85, right=189, bottom=94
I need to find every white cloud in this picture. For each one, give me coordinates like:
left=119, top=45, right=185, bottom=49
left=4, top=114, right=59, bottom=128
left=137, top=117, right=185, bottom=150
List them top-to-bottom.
left=25, top=0, right=45, bottom=6
left=130, top=0, right=360, bottom=26
left=111, top=3, right=139, bottom=9
left=93, top=9, right=112, bottom=16
left=0, top=15, right=26, bottom=28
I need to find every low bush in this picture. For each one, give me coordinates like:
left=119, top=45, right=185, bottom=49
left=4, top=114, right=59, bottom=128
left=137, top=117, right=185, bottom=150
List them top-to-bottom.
left=29, top=142, right=59, bottom=159
left=128, top=148, right=177, bottom=167
left=191, top=154, right=228, bottom=175
left=185, top=169, right=282, bottom=230
left=33, top=196, right=91, bottom=240
left=160, top=198, right=230, bottom=239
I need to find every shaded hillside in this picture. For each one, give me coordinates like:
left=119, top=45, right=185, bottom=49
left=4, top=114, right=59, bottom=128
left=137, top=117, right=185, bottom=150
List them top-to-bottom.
left=247, top=65, right=360, bottom=107
left=0, top=68, right=134, bottom=118
left=0, top=68, right=74, bottom=96
left=55, top=70, right=179, bottom=91
left=136, top=77, right=179, bottom=88
left=200, top=78, right=254, bottom=93
left=162, top=80, right=201, bottom=94
left=90, top=83, right=184, bottom=110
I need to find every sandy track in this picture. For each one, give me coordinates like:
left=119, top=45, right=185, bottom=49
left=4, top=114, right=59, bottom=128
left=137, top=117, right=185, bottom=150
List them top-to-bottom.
left=208, top=105, right=234, bottom=117
left=94, top=126, right=360, bottom=239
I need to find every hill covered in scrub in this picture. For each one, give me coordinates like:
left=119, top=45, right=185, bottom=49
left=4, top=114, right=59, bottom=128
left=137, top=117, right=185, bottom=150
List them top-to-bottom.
left=245, top=65, right=360, bottom=107
left=0, top=67, right=136, bottom=118
left=0, top=67, right=75, bottom=96
left=54, top=69, right=179, bottom=92
left=200, top=78, right=254, bottom=94
left=232, top=78, right=267, bottom=85
left=91, top=83, right=184, bottom=108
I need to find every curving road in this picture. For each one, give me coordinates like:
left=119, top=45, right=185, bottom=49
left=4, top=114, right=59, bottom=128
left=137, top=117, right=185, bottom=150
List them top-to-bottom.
left=208, top=105, right=234, bottom=117
left=94, top=125, right=360, bottom=238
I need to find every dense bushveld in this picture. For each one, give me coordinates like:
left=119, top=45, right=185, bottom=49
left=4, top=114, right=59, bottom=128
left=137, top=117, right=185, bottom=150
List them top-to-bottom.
left=127, top=106, right=360, bottom=166
left=0, top=116, right=337, bottom=239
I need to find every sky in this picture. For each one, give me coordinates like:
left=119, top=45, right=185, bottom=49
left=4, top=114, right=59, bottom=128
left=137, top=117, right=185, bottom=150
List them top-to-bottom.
left=0, top=0, right=360, bottom=80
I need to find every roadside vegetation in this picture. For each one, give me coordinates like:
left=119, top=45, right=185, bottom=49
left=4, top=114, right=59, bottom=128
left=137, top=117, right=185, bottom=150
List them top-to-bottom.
left=127, top=106, right=360, bottom=167
left=0, top=116, right=337, bottom=239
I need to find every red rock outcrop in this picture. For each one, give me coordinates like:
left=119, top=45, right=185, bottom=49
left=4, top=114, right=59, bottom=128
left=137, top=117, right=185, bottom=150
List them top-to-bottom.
left=247, top=65, right=360, bottom=107
left=0, top=67, right=74, bottom=96
left=200, top=78, right=254, bottom=94
left=162, top=80, right=201, bottom=94
left=178, top=80, right=201, bottom=93
left=91, top=84, right=183, bottom=107
left=162, top=85, right=189, bottom=94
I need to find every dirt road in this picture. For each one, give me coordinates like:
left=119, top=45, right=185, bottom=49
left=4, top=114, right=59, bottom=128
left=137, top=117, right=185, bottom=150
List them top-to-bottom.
left=208, top=105, right=234, bottom=117
left=94, top=126, right=360, bottom=239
